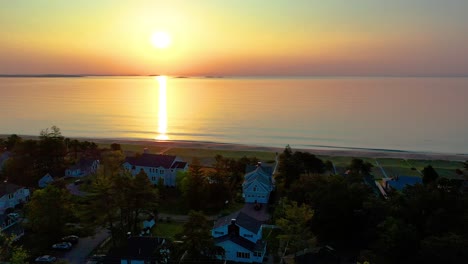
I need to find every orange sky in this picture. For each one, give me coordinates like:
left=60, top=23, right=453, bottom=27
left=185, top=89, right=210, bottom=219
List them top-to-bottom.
left=1, top=1, right=468, bottom=76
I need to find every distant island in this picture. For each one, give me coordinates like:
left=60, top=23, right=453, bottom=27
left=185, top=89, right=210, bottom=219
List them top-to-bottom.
left=0, top=74, right=85, bottom=78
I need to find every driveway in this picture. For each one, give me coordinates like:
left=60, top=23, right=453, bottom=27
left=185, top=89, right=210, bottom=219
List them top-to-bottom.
left=61, top=229, right=110, bottom=264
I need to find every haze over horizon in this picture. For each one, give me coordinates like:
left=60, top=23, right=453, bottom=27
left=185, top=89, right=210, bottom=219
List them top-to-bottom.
left=1, top=0, right=468, bottom=76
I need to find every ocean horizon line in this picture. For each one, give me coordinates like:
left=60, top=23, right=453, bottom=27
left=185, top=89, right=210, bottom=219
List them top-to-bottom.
left=1, top=74, right=468, bottom=79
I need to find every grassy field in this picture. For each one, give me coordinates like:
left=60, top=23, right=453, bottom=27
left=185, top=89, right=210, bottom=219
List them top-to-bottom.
left=97, top=143, right=167, bottom=154
left=164, top=147, right=276, bottom=166
left=376, top=158, right=421, bottom=178
left=406, top=159, right=464, bottom=179
left=152, top=222, right=184, bottom=240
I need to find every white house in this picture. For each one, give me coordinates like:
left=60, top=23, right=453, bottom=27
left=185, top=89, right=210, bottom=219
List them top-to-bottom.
left=123, top=153, right=188, bottom=187
left=65, top=158, right=100, bottom=177
left=242, top=164, right=274, bottom=204
left=38, top=173, right=55, bottom=188
left=0, top=183, right=30, bottom=214
left=212, top=211, right=267, bottom=263
left=0, top=213, right=24, bottom=241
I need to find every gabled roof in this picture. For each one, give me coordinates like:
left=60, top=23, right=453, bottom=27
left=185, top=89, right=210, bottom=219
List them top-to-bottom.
left=125, top=154, right=176, bottom=169
left=68, top=158, right=98, bottom=171
left=171, top=161, right=187, bottom=169
left=246, top=164, right=273, bottom=175
left=243, top=166, right=273, bottom=190
left=387, top=176, right=423, bottom=191
left=0, top=183, right=23, bottom=197
left=214, top=211, right=263, bottom=234
left=215, top=235, right=266, bottom=252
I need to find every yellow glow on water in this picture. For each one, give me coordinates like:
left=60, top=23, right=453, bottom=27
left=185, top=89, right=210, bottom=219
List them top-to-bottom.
left=156, top=76, right=169, bottom=140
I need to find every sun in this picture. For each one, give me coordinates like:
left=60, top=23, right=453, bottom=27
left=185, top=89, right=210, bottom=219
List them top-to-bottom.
left=151, top=31, right=171, bottom=49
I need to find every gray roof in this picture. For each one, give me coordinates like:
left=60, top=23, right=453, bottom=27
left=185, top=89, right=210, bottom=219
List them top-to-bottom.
left=125, top=154, right=177, bottom=169
left=68, top=158, right=98, bottom=171
left=243, top=166, right=273, bottom=190
left=0, top=183, right=23, bottom=197
left=214, top=211, right=263, bottom=234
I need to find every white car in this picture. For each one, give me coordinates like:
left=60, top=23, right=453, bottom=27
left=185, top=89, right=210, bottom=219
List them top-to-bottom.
left=51, top=242, right=72, bottom=250
left=35, top=255, right=57, bottom=262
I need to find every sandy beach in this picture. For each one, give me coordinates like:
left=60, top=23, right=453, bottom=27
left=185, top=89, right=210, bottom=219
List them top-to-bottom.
left=76, top=137, right=468, bottom=161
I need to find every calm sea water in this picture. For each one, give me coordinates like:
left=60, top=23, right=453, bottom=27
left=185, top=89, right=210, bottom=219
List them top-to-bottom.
left=0, top=77, right=467, bottom=154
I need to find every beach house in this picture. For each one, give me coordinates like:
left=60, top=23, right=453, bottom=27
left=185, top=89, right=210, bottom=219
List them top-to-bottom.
left=123, top=153, right=188, bottom=187
left=65, top=158, right=100, bottom=177
left=212, top=163, right=274, bottom=263
left=242, top=163, right=274, bottom=204
left=38, top=173, right=55, bottom=188
left=0, top=183, right=30, bottom=214
left=212, top=211, right=267, bottom=263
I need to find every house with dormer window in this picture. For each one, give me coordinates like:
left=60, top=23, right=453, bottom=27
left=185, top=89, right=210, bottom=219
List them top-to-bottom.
left=123, top=153, right=188, bottom=187
left=242, top=164, right=274, bottom=204
left=0, top=183, right=30, bottom=214
left=212, top=211, right=267, bottom=263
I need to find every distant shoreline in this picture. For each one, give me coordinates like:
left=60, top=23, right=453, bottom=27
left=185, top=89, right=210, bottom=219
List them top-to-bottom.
left=2, top=134, right=467, bottom=161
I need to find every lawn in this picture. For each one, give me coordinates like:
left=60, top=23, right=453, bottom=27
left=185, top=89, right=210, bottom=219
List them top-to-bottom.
left=97, top=143, right=166, bottom=154
left=164, top=148, right=276, bottom=166
left=406, top=159, right=464, bottom=179
left=152, top=222, right=184, bottom=240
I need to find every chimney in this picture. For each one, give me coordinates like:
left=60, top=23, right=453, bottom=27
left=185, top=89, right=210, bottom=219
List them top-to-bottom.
left=257, top=162, right=262, bottom=167
left=231, top=219, right=236, bottom=224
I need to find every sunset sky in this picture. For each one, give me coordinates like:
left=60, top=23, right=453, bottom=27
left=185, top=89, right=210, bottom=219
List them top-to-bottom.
left=1, top=0, right=468, bottom=76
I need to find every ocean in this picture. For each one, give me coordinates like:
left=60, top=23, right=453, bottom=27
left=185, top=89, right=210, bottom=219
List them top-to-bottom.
left=1, top=76, right=467, bottom=154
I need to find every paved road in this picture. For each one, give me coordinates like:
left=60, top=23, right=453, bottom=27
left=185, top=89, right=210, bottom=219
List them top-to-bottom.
left=62, top=229, right=110, bottom=264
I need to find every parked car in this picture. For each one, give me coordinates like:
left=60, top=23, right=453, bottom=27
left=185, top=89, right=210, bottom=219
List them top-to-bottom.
left=74, top=179, right=83, bottom=185
left=7, top=212, right=20, bottom=219
left=62, top=235, right=79, bottom=244
left=51, top=242, right=72, bottom=250
left=86, top=254, right=106, bottom=264
left=35, top=255, right=57, bottom=263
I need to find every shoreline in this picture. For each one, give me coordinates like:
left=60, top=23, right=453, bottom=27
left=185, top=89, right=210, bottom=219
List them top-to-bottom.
left=3, top=134, right=467, bottom=161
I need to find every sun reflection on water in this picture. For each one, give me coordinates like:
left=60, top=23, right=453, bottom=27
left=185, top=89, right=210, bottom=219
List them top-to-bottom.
left=156, top=76, right=169, bottom=140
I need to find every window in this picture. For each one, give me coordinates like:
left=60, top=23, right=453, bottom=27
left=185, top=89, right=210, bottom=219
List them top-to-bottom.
left=160, top=170, right=164, bottom=174
left=152, top=176, right=157, bottom=181
left=8, top=194, right=14, bottom=199
left=214, top=231, right=224, bottom=235
left=243, top=234, right=253, bottom=238
left=236, top=252, right=250, bottom=259
left=254, top=252, right=262, bottom=257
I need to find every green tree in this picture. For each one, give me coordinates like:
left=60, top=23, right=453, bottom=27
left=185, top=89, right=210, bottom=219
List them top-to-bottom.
left=36, top=126, right=66, bottom=175
left=5, top=134, right=22, bottom=150
left=276, top=145, right=301, bottom=188
left=181, top=158, right=206, bottom=210
left=348, top=158, right=373, bottom=176
left=422, top=165, right=439, bottom=185
left=81, top=169, right=120, bottom=246
left=26, top=185, right=74, bottom=241
left=276, top=198, right=315, bottom=254
left=180, top=211, right=214, bottom=260
left=419, top=232, right=468, bottom=263
left=0, top=233, right=29, bottom=263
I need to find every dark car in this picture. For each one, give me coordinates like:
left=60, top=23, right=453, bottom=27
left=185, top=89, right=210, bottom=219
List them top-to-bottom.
left=62, top=235, right=79, bottom=244
left=51, top=242, right=72, bottom=250
left=35, top=255, right=57, bottom=263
